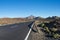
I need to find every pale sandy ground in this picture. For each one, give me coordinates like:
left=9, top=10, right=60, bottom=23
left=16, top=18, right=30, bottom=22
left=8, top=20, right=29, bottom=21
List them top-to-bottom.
left=28, top=27, right=45, bottom=40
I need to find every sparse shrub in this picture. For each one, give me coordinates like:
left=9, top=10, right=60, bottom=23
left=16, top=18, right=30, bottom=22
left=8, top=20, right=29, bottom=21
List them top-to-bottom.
left=38, top=23, right=43, bottom=27
left=40, top=23, right=45, bottom=28
left=44, top=27, right=51, bottom=33
left=51, top=28, right=57, bottom=32
left=53, top=33, right=60, bottom=38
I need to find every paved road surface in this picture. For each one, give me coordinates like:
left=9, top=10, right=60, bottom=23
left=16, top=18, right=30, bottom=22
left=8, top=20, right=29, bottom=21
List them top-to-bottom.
left=0, top=21, right=33, bottom=40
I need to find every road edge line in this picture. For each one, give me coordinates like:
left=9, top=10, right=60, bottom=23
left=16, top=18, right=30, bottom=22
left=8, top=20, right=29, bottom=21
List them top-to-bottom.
left=24, top=23, right=34, bottom=40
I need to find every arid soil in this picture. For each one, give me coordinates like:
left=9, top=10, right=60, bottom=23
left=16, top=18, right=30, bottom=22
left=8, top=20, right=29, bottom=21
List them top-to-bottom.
left=0, top=18, right=31, bottom=24
left=28, top=27, right=45, bottom=40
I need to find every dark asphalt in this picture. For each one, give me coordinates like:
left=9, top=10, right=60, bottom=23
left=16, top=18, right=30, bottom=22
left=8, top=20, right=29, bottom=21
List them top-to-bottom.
left=0, top=21, right=33, bottom=40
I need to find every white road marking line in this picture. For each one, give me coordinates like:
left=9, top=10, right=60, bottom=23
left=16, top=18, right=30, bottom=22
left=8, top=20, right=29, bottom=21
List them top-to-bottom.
left=24, top=23, right=34, bottom=40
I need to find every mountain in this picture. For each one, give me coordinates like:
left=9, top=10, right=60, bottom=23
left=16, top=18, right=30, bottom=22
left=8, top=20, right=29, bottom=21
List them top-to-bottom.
left=26, top=15, right=35, bottom=19
left=46, top=16, right=60, bottom=19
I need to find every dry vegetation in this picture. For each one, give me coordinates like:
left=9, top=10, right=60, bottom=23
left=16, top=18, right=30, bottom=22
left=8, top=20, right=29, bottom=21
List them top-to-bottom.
left=0, top=18, right=31, bottom=24
left=29, top=19, right=60, bottom=40
left=37, top=19, right=60, bottom=40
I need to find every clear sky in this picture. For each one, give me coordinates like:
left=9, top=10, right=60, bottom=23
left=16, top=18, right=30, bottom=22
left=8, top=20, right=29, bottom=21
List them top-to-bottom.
left=0, top=0, right=60, bottom=18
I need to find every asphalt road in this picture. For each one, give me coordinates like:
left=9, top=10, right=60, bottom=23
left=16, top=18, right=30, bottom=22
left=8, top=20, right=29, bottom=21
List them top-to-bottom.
left=0, top=21, right=33, bottom=40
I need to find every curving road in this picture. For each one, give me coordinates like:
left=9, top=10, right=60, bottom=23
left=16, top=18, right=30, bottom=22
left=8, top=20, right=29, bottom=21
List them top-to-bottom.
left=0, top=21, right=33, bottom=40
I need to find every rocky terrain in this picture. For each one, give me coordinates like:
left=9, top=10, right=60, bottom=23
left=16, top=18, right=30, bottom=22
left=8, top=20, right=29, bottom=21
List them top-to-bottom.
left=28, top=19, right=60, bottom=40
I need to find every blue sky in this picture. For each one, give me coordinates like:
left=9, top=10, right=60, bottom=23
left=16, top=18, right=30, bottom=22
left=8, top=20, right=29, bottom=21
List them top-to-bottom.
left=0, top=0, right=60, bottom=18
